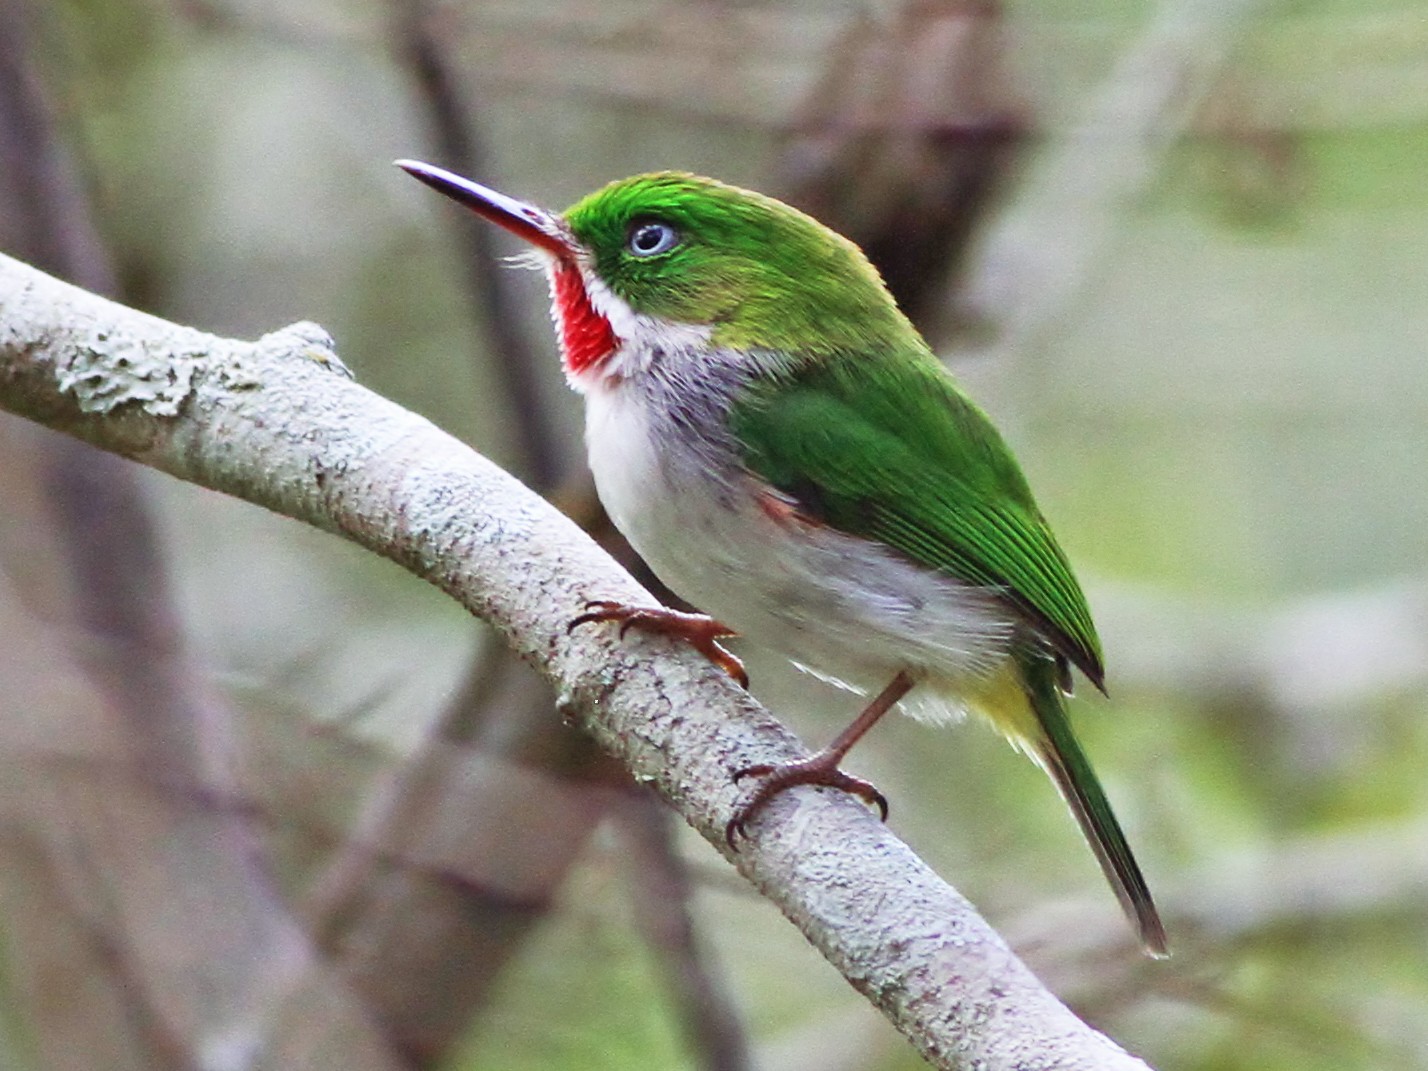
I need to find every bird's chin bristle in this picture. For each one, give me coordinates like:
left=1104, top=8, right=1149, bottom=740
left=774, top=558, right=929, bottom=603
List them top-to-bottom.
left=503, top=250, right=549, bottom=272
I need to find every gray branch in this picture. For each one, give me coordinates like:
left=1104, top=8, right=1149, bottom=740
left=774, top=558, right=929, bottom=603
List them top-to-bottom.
left=0, top=251, right=1155, bottom=1071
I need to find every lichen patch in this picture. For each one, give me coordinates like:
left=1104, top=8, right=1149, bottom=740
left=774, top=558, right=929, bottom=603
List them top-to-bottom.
left=56, top=329, right=202, bottom=416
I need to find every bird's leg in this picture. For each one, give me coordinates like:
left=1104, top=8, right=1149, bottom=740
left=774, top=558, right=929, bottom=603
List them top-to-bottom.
left=569, top=600, right=749, bottom=688
left=726, top=669, right=916, bottom=846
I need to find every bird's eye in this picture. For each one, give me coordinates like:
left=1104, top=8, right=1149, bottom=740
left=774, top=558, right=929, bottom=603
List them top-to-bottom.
left=626, top=220, right=680, bottom=257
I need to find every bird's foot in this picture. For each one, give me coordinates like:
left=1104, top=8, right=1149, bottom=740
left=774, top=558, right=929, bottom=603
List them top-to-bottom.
left=569, top=600, right=749, bottom=688
left=726, top=752, right=888, bottom=847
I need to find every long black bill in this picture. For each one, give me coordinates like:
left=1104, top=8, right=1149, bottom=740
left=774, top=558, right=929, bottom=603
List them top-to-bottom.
left=395, top=159, right=572, bottom=258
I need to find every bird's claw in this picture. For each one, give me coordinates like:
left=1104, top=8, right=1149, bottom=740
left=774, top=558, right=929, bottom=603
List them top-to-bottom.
left=567, top=599, right=626, bottom=633
left=569, top=599, right=749, bottom=688
left=725, top=757, right=889, bottom=847
left=731, top=763, right=773, bottom=784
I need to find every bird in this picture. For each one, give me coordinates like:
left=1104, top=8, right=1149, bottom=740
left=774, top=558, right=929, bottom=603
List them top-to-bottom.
left=398, top=159, right=1168, bottom=956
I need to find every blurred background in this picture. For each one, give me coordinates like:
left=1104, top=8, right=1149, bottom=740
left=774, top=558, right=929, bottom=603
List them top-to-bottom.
left=1, top=0, right=1425, bottom=1068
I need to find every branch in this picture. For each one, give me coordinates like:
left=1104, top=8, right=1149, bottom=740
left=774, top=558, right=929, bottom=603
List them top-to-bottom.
left=0, top=252, right=1155, bottom=1071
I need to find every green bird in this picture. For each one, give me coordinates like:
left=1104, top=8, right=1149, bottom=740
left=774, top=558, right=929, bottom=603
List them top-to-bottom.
left=399, top=160, right=1168, bottom=956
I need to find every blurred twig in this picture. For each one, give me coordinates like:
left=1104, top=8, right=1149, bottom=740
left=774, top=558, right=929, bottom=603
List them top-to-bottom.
left=0, top=0, right=114, bottom=294
left=170, top=0, right=374, bottom=50
left=392, top=0, right=565, bottom=492
left=780, top=0, right=1028, bottom=326
left=958, top=0, right=1270, bottom=364
left=1096, top=578, right=1428, bottom=781
left=298, top=644, right=623, bottom=1064
left=616, top=796, right=751, bottom=1071
left=1008, top=814, right=1428, bottom=1024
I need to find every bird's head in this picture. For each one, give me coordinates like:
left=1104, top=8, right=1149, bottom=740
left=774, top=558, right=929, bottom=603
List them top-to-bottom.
left=398, top=162, right=913, bottom=389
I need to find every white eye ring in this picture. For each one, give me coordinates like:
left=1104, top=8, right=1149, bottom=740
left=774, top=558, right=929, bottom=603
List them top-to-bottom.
left=627, top=221, right=679, bottom=257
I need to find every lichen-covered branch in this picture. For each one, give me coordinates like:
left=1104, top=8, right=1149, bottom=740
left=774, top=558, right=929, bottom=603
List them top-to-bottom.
left=0, top=251, right=1154, bottom=1071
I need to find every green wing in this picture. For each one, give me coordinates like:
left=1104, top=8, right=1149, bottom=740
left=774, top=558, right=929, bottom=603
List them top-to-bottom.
left=731, top=352, right=1104, bottom=686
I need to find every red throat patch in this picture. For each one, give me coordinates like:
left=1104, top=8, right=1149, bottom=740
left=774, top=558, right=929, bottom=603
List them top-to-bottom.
left=550, top=262, right=618, bottom=377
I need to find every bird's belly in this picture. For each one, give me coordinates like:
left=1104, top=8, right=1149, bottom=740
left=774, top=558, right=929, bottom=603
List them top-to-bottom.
left=584, top=387, right=1015, bottom=709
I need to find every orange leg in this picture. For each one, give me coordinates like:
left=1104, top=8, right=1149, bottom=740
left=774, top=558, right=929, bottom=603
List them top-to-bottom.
left=569, top=600, right=749, bottom=688
left=726, top=669, right=915, bottom=846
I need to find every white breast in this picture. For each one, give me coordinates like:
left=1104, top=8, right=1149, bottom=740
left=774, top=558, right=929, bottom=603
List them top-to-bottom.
left=582, top=372, right=1017, bottom=722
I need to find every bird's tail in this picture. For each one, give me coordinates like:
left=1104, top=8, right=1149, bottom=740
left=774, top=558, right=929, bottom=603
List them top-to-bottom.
left=1020, top=656, right=1169, bottom=957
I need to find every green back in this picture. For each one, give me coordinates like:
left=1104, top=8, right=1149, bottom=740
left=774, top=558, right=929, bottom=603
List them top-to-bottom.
left=730, top=350, right=1105, bottom=686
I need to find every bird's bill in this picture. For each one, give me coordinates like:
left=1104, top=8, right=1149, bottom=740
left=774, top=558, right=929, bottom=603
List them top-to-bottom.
left=396, top=159, right=574, bottom=258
